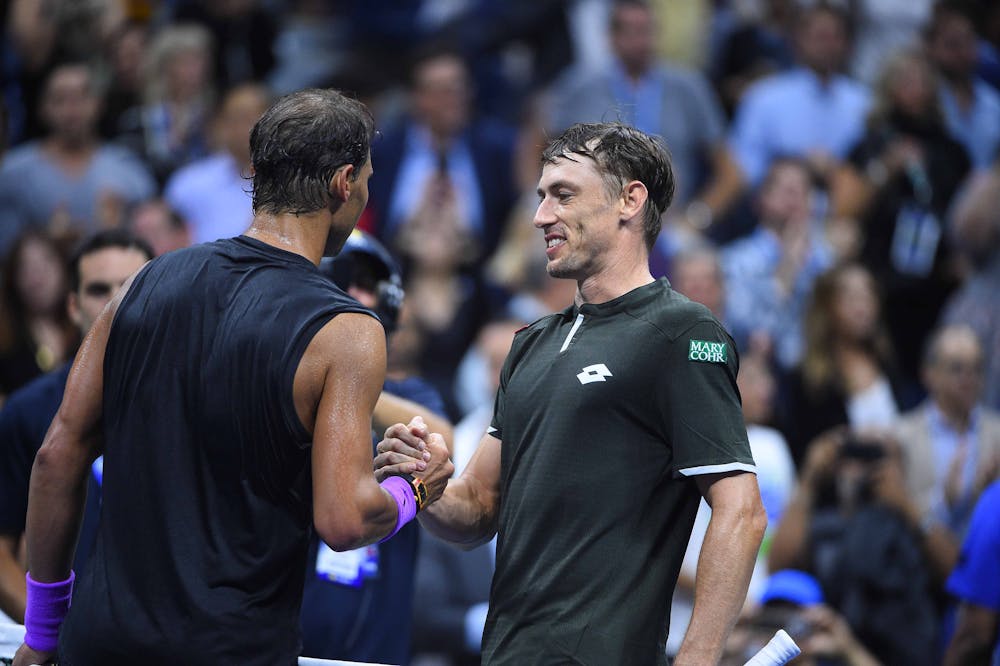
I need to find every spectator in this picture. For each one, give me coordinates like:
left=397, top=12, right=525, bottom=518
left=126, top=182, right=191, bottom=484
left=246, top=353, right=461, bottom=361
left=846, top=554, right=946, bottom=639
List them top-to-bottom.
left=171, top=0, right=277, bottom=90
left=546, top=0, right=743, bottom=225
left=709, top=0, right=797, bottom=119
left=848, top=0, right=934, bottom=85
left=926, top=1, right=1000, bottom=170
left=729, top=2, right=869, bottom=188
left=98, top=20, right=149, bottom=139
left=117, top=23, right=215, bottom=184
left=367, top=46, right=518, bottom=265
left=831, top=47, right=970, bottom=385
left=367, top=48, right=515, bottom=418
left=0, top=61, right=156, bottom=249
left=164, top=83, right=270, bottom=245
left=941, top=153, right=1000, bottom=410
left=722, top=158, right=834, bottom=369
left=128, top=199, right=192, bottom=257
left=0, top=229, right=152, bottom=623
left=0, top=231, right=77, bottom=399
left=669, top=244, right=726, bottom=322
left=781, top=263, right=903, bottom=466
left=895, top=324, right=1000, bottom=536
left=768, top=429, right=946, bottom=665
left=943, top=479, right=1000, bottom=665
left=722, top=570, right=880, bottom=666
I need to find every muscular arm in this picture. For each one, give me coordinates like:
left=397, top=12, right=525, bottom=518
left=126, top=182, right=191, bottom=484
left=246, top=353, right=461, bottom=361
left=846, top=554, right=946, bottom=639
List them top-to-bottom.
left=26, top=304, right=114, bottom=583
left=307, top=314, right=401, bottom=551
left=417, top=432, right=502, bottom=549
left=675, top=471, right=767, bottom=666
left=943, top=604, right=999, bottom=666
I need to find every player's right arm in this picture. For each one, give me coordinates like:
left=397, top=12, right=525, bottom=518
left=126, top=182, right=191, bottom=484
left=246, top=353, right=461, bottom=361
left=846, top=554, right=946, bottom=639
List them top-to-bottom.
left=303, top=313, right=452, bottom=551
left=375, top=430, right=501, bottom=549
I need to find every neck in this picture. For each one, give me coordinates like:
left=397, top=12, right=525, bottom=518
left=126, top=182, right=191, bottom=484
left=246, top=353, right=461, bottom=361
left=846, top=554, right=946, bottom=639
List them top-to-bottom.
left=46, top=136, right=96, bottom=156
left=244, top=209, right=333, bottom=265
left=574, top=255, right=654, bottom=306
left=936, top=400, right=973, bottom=432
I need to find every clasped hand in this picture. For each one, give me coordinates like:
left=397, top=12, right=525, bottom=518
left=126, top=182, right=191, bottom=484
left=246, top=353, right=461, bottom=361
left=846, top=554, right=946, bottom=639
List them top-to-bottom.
left=374, top=416, right=453, bottom=506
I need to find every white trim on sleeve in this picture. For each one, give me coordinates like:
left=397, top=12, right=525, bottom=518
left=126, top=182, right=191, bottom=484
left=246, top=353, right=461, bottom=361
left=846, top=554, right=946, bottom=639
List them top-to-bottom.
left=676, top=462, right=757, bottom=477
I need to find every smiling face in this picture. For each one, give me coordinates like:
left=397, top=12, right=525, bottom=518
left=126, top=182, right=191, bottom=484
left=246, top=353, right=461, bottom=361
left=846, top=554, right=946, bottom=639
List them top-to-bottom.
left=533, top=155, right=621, bottom=281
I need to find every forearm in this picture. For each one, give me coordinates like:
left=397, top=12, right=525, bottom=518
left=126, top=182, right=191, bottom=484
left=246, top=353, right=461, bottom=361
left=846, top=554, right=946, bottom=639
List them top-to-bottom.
left=25, top=420, right=99, bottom=582
left=420, top=477, right=497, bottom=549
left=675, top=503, right=765, bottom=665
left=0, top=535, right=26, bottom=622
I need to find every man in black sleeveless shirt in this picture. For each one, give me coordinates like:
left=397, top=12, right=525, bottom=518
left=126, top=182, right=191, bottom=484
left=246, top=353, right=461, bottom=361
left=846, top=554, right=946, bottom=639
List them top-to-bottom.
left=14, top=89, right=453, bottom=666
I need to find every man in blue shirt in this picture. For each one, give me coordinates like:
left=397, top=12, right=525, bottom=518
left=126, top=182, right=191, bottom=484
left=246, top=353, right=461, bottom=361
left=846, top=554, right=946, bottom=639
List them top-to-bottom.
left=926, top=2, right=1000, bottom=171
left=729, top=3, right=870, bottom=187
left=0, top=229, right=152, bottom=622
left=945, top=479, right=1000, bottom=665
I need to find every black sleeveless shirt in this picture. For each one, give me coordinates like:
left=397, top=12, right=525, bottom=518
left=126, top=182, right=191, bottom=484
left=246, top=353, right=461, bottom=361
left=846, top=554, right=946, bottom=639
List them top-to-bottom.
left=59, top=236, right=376, bottom=665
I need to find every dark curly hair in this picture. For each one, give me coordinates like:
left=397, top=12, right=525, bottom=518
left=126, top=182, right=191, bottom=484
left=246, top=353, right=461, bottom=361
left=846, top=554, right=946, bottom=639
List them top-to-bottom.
left=249, top=88, right=375, bottom=216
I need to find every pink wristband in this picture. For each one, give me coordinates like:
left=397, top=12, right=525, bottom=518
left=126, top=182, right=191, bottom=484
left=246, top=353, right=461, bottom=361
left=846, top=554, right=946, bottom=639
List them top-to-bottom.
left=379, top=476, right=417, bottom=543
left=24, top=570, right=75, bottom=653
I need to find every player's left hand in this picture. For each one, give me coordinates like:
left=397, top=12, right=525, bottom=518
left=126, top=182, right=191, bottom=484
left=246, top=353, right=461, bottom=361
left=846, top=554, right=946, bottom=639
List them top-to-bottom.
left=12, top=641, right=55, bottom=666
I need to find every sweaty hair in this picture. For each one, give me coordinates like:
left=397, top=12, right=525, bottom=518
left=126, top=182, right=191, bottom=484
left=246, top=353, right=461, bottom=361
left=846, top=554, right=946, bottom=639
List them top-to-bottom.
left=249, top=88, right=375, bottom=216
left=541, top=122, right=675, bottom=250
left=69, top=229, right=154, bottom=293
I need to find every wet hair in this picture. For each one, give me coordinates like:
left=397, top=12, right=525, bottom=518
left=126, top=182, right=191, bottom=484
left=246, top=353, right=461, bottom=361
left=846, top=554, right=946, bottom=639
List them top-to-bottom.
left=249, top=88, right=374, bottom=216
left=541, top=122, right=675, bottom=250
left=69, top=229, right=153, bottom=293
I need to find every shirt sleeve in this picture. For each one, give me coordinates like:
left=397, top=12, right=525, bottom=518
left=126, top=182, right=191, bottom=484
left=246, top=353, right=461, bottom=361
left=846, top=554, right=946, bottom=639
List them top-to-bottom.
left=728, top=84, right=772, bottom=186
left=658, top=319, right=755, bottom=477
left=488, top=332, right=522, bottom=441
left=947, top=482, right=1000, bottom=611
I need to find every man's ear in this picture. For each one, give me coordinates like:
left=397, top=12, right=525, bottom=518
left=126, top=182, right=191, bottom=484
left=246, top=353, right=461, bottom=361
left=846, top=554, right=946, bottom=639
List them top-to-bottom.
left=328, top=164, right=356, bottom=203
left=620, top=180, right=649, bottom=223
left=68, top=292, right=83, bottom=329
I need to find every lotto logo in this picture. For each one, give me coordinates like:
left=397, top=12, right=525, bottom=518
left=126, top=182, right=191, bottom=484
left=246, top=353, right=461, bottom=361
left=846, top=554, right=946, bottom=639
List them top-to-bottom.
left=688, top=339, right=727, bottom=363
left=577, top=363, right=613, bottom=384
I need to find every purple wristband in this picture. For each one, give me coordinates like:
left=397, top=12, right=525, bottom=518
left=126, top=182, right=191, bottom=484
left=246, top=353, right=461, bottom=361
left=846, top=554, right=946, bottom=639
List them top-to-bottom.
left=379, top=476, right=417, bottom=543
left=24, top=570, right=75, bottom=653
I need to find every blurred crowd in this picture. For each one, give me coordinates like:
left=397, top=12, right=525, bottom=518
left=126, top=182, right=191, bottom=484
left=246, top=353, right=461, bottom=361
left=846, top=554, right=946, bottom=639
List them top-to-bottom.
left=1, top=0, right=1000, bottom=664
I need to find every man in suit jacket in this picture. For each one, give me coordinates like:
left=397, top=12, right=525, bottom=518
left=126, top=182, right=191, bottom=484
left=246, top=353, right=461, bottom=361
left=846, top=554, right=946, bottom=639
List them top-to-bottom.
left=366, top=46, right=518, bottom=265
left=895, top=324, right=1000, bottom=536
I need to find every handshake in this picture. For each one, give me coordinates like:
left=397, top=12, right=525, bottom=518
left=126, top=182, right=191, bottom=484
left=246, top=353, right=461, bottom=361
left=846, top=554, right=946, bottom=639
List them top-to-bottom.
left=374, top=416, right=454, bottom=510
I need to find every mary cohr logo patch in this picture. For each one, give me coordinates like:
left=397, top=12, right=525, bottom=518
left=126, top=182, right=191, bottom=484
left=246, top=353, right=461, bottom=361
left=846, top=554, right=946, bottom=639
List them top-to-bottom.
left=688, top=339, right=727, bottom=363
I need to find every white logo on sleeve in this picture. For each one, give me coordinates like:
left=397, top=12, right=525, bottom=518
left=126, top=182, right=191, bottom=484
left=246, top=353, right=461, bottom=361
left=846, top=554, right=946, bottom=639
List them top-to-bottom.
left=577, top=363, right=613, bottom=384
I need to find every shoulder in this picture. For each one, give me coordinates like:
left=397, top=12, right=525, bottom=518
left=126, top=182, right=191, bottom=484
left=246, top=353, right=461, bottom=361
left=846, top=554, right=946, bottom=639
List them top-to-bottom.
left=0, top=142, right=44, bottom=174
left=628, top=283, right=724, bottom=343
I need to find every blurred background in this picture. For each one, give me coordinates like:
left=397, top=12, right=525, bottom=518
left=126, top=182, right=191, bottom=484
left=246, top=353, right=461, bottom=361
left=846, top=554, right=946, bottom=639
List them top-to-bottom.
left=1, top=0, right=999, bottom=664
